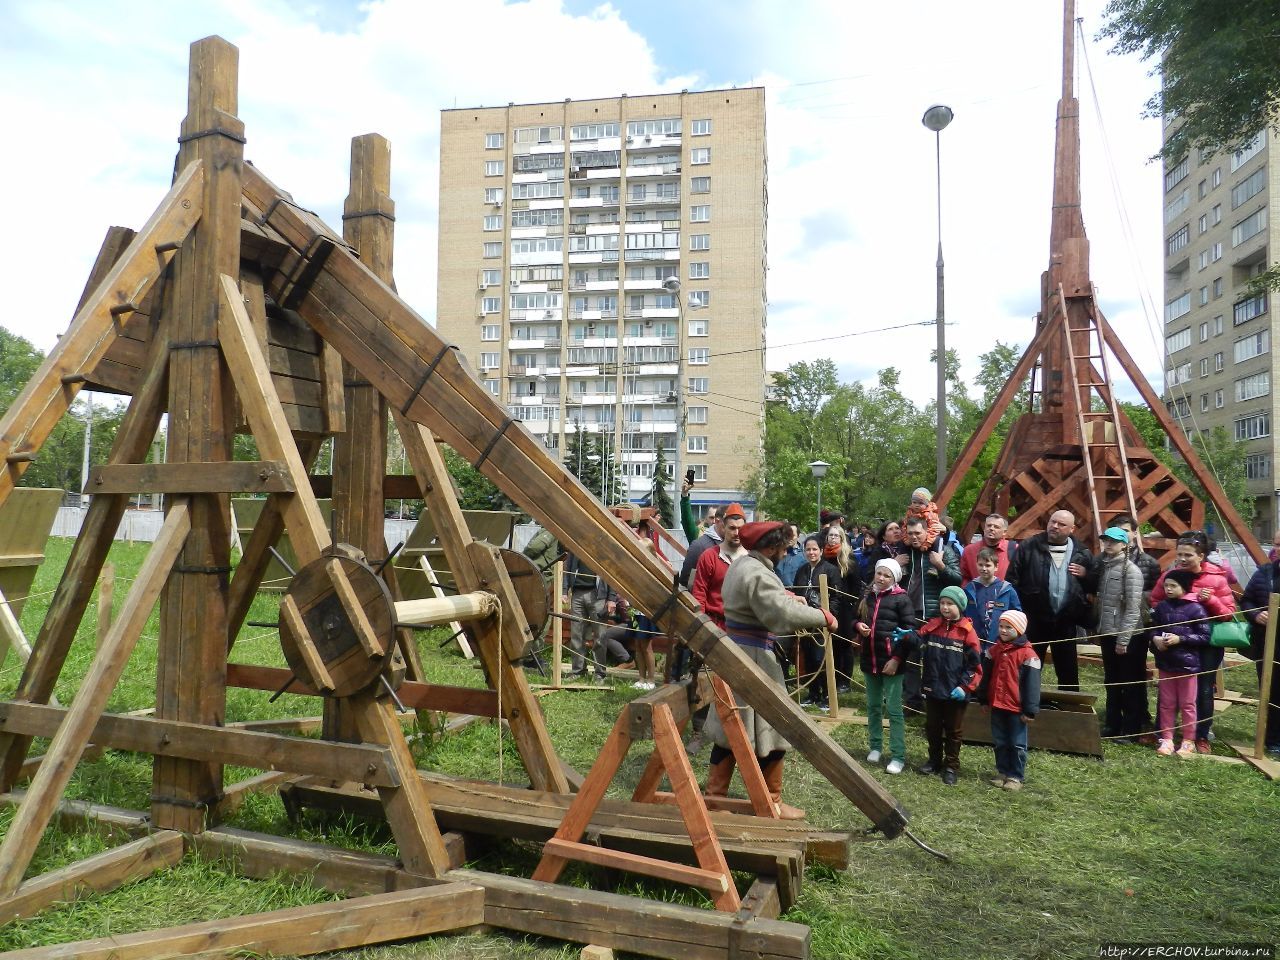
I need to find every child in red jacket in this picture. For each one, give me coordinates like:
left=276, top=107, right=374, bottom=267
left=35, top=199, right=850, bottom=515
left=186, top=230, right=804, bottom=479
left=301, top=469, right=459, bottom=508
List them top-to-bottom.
left=910, top=585, right=982, bottom=785
left=976, top=609, right=1041, bottom=791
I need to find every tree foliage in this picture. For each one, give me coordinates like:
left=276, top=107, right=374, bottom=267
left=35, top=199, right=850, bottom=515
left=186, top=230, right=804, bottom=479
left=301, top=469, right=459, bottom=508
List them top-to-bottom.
left=1099, top=0, right=1280, bottom=163
left=649, top=443, right=675, bottom=527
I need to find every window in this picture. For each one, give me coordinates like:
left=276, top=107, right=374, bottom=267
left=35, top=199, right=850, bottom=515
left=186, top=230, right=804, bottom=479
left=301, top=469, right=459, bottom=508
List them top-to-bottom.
left=626, top=118, right=682, bottom=137
left=692, top=119, right=712, bottom=136
left=570, top=122, right=619, bottom=140
left=514, top=125, right=563, bottom=143
left=1229, top=130, right=1266, bottom=172
left=485, top=132, right=504, bottom=149
left=691, top=147, right=710, bottom=165
left=514, top=153, right=565, bottom=173
left=1164, top=155, right=1189, bottom=192
left=485, top=160, right=505, bottom=177
left=1212, top=167, right=1223, bottom=188
left=1232, top=167, right=1266, bottom=209
left=690, top=176, right=711, bottom=194
left=1198, top=179, right=1208, bottom=200
left=511, top=181, right=565, bottom=199
left=485, top=187, right=504, bottom=204
left=1164, top=189, right=1189, bottom=223
left=1211, top=203, right=1222, bottom=225
left=690, top=205, right=710, bottom=222
left=1232, top=207, right=1267, bottom=246
left=511, top=208, right=564, bottom=227
left=1198, top=213, right=1208, bottom=234
left=483, top=215, right=502, bottom=231
left=1166, top=225, right=1190, bottom=256
left=690, top=234, right=710, bottom=251
left=511, top=238, right=564, bottom=254
left=1211, top=241, right=1223, bottom=263
left=483, top=242, right=502, bottom=258
left=1198, top=250, right=1210, bottom=271
left=689, top=261, right=710, bottom=279
left=482, top=269, right=501, bottom=287
left=1213, top=277, right=1223, bottom=298
left=1199, top=285, right=1209, bottom=306
left=689, top=290, right=710, bottom=307
left=1165, top=292, right=1191, bottom=322
left=510, top=293, right=561, bottom=311
left=1234, top=293, right=1267, bottom=325
left=481, top=297, right=500, bottom=314
left=1214, top=315, right=1224, bottom=336
left=689, top=318, right=708, bottom=337
left=1199, top=322, right=1209, bottom=342
left=481, top=324, right=500, bottom=341
left=1234, top=329, right=1270, bottom=362
left=688, top=347, right=710, bottom=365
left=1215, top=351, right=1224, bottom=372
left=480, top=353, right=500, bottom=370
left=1199, top=357, right=1209, bottom=378
left=1165, top=362, right=1191, bottom=386
left=1235, top=372, right=1270, bottom=401
left=688, top=377, right=708, bottom=394
left=483, top=379, right=499, bottom=396
left=1215, top=389, right=1224, bottom=408
left=1200, top=393, right=1209, bottom=413
left=1169, top=396, right=1190, bottom=417
left=688, top=406, right=708, bottom=424
left=1235, top=412, right=1271, bottom=440
left=687, top=435, right=708, bottom=453
left=1246, top=453, right=1272, bottom=480
left=689, top=464, right=708, bottom=481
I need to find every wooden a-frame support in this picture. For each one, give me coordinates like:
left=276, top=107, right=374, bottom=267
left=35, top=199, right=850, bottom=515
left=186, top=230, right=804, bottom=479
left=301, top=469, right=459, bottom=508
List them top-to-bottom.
left=935, top=0, right=1264, bottom=568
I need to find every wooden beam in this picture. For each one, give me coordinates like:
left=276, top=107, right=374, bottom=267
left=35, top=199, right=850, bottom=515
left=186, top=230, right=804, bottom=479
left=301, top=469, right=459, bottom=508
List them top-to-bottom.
left=0, top=162, right=202, bottom=504
left=246, top=163, right=904, bottom=834
left=86, top=461, right=294, bottom=495
left=310, top=474, right=421, bottom=500
left=0, top=502, right=191, bottom=894
left=395, top=592, right=498, bottom=628
left=225, top=662, right=499, bottom=717
left=0, top=701, right=401, bottom=788
left=0, top=832, right=184, bottom=926
left=0, top=884, right=486, bottom=960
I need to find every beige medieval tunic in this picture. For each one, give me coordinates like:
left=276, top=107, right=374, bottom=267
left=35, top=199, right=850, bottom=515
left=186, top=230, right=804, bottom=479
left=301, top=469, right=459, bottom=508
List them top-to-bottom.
left=703, top=550, right=829, bottom=757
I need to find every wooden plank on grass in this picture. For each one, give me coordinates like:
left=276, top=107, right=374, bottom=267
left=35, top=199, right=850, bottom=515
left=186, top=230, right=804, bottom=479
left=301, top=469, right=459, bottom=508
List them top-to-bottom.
left=0, top=502, right=191, bottom=895
left=0, top=701, right=401, bottom=787
left=0, top=832, right=184, bottom=925
left=449, top=868, right=809, bottom=960
left=0, top=883, right=486, bottom=960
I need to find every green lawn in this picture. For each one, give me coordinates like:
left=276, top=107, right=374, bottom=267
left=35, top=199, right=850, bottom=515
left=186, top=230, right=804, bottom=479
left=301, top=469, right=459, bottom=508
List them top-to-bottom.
left=0, top=538, right=1277, bottom=959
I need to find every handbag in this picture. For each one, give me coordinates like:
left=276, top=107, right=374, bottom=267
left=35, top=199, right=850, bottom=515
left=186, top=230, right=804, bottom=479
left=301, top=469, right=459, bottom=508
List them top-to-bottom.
left=1209, top=612, right=1251, bottom=649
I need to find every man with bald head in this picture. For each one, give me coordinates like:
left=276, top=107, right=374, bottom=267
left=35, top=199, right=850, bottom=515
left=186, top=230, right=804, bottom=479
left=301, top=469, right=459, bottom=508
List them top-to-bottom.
left=1006, top=509, right=1094, bottom=690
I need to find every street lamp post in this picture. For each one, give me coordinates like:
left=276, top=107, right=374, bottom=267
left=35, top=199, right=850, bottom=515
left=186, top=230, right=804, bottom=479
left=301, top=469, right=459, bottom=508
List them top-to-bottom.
left=922, top=103, right=954, bottom=490
left=808, top=460, right=830, bottom=534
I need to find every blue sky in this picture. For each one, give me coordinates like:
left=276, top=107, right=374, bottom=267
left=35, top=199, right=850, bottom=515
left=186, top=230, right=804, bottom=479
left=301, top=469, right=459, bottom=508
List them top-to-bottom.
left=0, top=0, right=1167, bottom=408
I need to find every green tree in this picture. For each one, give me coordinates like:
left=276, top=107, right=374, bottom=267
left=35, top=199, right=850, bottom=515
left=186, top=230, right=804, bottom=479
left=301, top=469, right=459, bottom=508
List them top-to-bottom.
left=1100, top=1, right=1280, bottom=163
left=944, top=342, right=1025, bottom=525
left=650, top=443, right=675, bottom=527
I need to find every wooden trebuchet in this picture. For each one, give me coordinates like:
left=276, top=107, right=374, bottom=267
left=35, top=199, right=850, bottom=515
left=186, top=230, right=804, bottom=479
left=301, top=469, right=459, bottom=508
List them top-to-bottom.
left=241, top=163, right=908, bottom=837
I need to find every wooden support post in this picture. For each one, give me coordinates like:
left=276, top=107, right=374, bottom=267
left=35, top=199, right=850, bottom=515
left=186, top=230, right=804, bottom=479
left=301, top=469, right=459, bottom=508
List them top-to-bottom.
left=152, top=37, right=244, bottom=834
left=0, top=502, right=191, bottom=894
left=551, top=560, right=564, bottom=687
left=95, top=562, right=114, bottom=649
left=819, top=574, right=841, bottom=721
left=0, top=586, right=34, bottom=669
left=1255, top=593, right=1279, bottom=759
left=708, top=674, right=777, bottom=818
left=0, top=832, right=184, bottom=926
left=0, top=884, right=486, bottom=960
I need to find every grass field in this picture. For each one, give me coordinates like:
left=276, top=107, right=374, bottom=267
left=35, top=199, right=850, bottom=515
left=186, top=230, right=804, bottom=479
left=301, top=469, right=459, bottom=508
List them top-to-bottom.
left=0, top=538, right=1277, bottom=959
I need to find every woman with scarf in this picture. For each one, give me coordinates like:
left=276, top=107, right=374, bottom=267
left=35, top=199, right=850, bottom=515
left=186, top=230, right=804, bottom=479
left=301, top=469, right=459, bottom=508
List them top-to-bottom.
left=822, top=526, right=864, bottom=696
left=792, top=536, right=842, bottom=709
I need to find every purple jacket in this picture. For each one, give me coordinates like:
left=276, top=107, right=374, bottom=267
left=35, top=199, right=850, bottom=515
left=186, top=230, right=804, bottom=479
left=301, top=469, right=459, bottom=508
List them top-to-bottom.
left=1151, top=597, right=1209, bottom=674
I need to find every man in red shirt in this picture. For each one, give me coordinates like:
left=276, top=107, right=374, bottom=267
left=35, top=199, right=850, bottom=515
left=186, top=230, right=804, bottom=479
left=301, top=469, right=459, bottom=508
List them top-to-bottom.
left=691, top=503, right=746, bottom=628
left=960, top=514, right=1016, bottom=585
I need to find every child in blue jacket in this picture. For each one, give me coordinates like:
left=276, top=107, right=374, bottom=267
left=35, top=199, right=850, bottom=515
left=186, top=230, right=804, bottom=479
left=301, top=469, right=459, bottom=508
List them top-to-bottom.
left=963, top=547, right=1022, bottom=652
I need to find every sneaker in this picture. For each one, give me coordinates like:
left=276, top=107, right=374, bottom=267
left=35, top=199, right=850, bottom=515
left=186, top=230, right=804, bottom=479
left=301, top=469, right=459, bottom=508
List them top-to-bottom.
left=837, top=683, right=852, bottom=694
left=815, top=701, right=830, bottom=713
left=1195, top=738, right=1212, bottom=755
left=1156, top=739, right=1175, bottom=756
left=1176, top=740, right=1195, bottom=756
left=1266, top=744, right=1280, bottom=756
left=866, top=749, right=882, bottom=765
left=885, top=759, right=905, bottom=775
left=917, top=761, right=940, bottom=776
left=941, top=769, right=958, bottom=786
left=989, top=776, right=1008, bottom=788
left=1002, top=779, right=1023, bottom=791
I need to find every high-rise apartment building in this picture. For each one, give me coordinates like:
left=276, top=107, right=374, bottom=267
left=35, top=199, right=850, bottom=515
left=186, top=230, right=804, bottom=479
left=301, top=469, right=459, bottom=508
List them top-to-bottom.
left=437, top=89, right=766, bottom=518
left=1162, top=123, right=1276, bottom=535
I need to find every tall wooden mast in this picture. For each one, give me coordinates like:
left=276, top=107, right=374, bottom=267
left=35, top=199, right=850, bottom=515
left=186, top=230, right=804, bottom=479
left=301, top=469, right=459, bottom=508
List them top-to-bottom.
left=936, top=0, right=1263, bottom=565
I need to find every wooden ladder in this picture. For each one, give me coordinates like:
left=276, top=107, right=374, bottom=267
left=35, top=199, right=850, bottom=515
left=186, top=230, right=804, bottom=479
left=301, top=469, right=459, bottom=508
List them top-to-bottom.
left=1060, top=285, right=1139, bottom=538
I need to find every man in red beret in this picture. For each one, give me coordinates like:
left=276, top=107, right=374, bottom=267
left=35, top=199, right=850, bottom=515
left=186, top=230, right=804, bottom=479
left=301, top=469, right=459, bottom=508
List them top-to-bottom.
left=691, top=502, right=746, bottom=630
left=703, top=520, right=836, bottom=818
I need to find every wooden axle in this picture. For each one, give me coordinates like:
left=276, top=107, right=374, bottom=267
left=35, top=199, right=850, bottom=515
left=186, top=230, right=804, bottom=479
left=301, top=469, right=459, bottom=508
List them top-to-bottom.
left=394, top=592, right=498, bottom=628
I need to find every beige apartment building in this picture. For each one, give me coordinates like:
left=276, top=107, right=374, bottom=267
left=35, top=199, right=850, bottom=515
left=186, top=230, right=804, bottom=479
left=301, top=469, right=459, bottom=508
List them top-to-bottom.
left=436, top=89, right=767, bottom=518
left=1162, top=122, right=1278, bottom=537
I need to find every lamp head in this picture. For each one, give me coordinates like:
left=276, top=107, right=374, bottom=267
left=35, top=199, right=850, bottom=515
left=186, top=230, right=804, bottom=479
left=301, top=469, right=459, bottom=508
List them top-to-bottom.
left=922, top=104, right=954, bottom=133
left=662, top=277, right=681, bottom=293
left=808, top=459, right=830, bottom=480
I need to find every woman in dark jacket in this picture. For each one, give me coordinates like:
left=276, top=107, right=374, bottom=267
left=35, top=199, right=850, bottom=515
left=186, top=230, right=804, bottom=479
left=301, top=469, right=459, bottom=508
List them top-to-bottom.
left=792, top=536, right=842, bottom=709
left=854, top=558, right=916, bottom=773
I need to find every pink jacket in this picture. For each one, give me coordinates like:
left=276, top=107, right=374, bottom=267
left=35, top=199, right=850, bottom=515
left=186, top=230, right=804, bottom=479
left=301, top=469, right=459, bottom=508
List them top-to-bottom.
left=1149, top=561, right=1236, bottom=618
